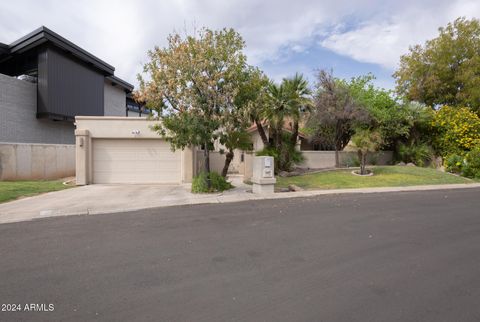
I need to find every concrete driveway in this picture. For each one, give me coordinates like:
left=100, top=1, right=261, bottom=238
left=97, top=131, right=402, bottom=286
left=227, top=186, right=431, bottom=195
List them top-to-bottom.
left=0, top=175, right=261, bottom=224
left=0, top=182, right=251, bottom=225
left=0, top=184, right=192, bottom=223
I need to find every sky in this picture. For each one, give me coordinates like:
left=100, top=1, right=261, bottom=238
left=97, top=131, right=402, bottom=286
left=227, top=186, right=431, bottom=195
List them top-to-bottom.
left=1, top=0, right=480, bottom=90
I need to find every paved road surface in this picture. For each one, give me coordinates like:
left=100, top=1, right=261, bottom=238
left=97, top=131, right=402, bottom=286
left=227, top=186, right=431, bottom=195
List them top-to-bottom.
left=1, top=188, right=479, bottom=321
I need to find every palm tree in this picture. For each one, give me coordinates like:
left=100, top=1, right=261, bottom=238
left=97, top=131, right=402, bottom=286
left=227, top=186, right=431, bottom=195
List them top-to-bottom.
left=238, top=68, right=270, bottom=147
left=266, top=73, right=312, bottom=149
left=283, top=73, right=312, bottom=146
left=266, top=81, right=290, bottom=150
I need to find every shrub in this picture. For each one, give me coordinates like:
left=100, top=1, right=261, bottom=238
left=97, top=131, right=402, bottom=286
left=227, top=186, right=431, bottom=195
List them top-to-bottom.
left=432, top=105, right=480, bottom=156
left=256, top=142, right=304, bottom=173
left=397, top=142, right=434, bottom=167
left=462, top=146, right=480, bottom=179
left=367, top=153, right=379, bottom=165
left=444, top=154, right=465, bottom=173
left=344, top=155, right=360, bottom=167
left=191, top=172, right=233, bottom=193
left=209, top=172, right=233, bottom=191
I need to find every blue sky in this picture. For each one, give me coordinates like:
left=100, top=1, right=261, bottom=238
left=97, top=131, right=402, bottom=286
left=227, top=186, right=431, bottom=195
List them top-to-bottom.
left=1, top=0, right=479, bottom=90
left=260, top=42, right=395, bottom=89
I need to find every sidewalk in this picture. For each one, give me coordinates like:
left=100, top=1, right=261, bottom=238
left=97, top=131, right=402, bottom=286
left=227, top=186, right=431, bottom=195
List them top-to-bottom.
left=1, top=175, right=479, bottom=224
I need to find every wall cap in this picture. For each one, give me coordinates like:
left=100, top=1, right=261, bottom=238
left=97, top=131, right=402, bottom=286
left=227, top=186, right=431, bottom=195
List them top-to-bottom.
left=75, top=116, right=157, bottom=121
left=75, top=129, right=90, bottom=136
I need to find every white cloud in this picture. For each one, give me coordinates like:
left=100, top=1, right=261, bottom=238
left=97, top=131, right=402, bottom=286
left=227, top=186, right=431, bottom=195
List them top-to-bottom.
left=1, top=0, right=479, bottom=86
left=321, top=0, right=480, bottom=70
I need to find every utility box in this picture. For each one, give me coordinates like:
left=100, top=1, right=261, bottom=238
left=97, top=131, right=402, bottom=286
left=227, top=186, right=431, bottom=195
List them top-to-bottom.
left=251, top=156, right=276, bottom=194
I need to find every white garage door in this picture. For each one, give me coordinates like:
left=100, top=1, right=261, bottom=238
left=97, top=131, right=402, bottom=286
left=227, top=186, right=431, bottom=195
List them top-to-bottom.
left=92, top=139, right=181, bottom=184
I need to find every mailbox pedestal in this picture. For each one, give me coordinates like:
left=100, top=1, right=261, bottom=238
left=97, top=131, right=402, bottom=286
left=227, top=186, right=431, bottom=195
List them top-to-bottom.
left=251, top=156, right=276, bottom=194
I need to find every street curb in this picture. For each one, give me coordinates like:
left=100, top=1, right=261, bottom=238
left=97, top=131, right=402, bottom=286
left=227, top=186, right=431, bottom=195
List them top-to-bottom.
left=1, top=183, right=479, bottom=225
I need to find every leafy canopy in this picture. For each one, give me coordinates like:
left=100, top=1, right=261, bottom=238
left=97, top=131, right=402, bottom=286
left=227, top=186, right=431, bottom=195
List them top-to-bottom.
left=394, top=17, right=480, bottom=112
left=136, top=28, right=247, bottom=151
left=308, top=70, right=369, bottom=152
left=341, top=74, right=411, bottom=147
left=432, top=105, right=480, bottom=156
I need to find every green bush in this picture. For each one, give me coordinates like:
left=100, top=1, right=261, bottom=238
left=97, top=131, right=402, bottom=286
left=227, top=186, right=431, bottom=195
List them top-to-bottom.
left=256, top=142, right=304, bottom=173
left=397, top=142, right=434, bottom=167
left=256, top=146, right=279, bottom=159
left=462, top=146, right=480, bottom=179
left=367, top=153, right=379, bottom=165
left=445, top=154, right=465, bottom=173
left=345, top=155, right=360, bottom=167
left=191, top=172, right=233, bottom=193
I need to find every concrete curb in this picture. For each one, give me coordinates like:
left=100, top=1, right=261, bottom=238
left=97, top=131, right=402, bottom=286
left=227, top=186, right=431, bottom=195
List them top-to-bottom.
left=1, top=183, right=480, bottom=225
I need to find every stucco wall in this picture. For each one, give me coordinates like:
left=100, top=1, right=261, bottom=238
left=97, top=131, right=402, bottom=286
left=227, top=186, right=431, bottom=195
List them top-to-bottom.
left=0, top=73, right=75, bottom=144
left=104, top=82, right=126, bottom=116
left=251, top=130, right=266, bottom=151
left=0, top=143, right=75, bottom=180
left=195, top=149, right=248, bottom=176
left=195, top=151, right=226, bottom=175
left=300, top=151, right=394, bottom=168
left=301, top=151, right=337, bottom=168
left=243, top=152, right=254, bottom=181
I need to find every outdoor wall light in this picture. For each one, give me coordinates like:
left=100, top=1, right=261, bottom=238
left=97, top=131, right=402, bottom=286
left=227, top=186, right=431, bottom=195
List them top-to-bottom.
left=131, top=130, right=141, bottom=135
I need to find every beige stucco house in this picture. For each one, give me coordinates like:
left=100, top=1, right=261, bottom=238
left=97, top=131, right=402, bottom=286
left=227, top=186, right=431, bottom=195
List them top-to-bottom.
left=75, top=116, right=255, bottom=185
left=75, top=117, right=195, bottom=185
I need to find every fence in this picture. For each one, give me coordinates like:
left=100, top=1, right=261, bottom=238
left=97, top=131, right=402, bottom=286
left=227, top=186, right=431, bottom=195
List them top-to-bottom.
left=0, top=143, right=75, bottom=180
left=301, top=150, right=393, bottom=169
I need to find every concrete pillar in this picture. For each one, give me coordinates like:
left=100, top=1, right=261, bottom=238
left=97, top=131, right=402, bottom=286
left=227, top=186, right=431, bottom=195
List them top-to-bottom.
left=75, top=129, right=90, bottom=185
left=295, top=139, right=301, bottom=151
left=182, top=146, right=194, bottom=183
left=251, top=156, right=276, bottom=194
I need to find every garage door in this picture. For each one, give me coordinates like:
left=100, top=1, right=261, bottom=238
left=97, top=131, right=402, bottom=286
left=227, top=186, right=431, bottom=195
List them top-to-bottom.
left=92, top=139, right=181, bottom=184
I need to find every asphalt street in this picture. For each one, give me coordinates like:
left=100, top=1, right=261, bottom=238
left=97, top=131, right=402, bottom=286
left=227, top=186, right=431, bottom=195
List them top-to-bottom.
left=1, top=188, right=480, bottom=321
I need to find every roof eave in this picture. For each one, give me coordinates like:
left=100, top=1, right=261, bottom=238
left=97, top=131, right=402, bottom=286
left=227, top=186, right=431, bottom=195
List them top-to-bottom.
left=8, top=26, right=115, bottom=75
left=106, top=75, right=134, bottom=92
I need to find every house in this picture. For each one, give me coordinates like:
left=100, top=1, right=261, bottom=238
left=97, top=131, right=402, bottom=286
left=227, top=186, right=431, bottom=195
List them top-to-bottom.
left=0, top=27, right=138, bottom=180
left=74, top=117, right=194, bottom=185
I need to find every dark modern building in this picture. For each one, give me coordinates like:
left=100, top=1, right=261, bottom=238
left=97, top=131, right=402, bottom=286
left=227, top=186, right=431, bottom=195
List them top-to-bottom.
left=0, top=26, right=137, bottom=145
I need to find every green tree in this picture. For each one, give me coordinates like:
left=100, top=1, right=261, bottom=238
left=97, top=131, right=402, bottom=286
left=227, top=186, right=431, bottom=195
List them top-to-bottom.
left=394, top=17, right=480, bottom=112
left=137, top=28, right=247, bottom=187
left=239, top=67, right=271, bottom=147
left=308, top=70, right=369, bottom=167
left=284, top=73, right=312, bottom=146
left=264, top=74, right=311, bottom=171
left=342, top=74, right=411, bottom=148
left=218, top=129, right=252, bottom=177
left=351, top=129, right=383, bottom=175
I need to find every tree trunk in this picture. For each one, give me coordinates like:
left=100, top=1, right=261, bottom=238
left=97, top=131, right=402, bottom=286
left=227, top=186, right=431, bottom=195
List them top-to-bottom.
left=255, top=119, right=269, bottom=147
left=290, top=120, right=299, bottom=147
left=334, top=121, right=341, bottom=168
left=274, top=126, right=282, bottom=151
left=204, top=143, right=211, bottom=189
left=335, top=147, right=340, bottom=168
left=221, top=150, right=234, bottom=177
left=358, top=150, right=367, bottom=175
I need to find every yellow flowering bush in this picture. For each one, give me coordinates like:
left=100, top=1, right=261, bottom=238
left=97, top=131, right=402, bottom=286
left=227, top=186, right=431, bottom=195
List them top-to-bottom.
left=432, top=106, right=480, bottom=156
